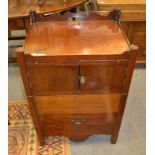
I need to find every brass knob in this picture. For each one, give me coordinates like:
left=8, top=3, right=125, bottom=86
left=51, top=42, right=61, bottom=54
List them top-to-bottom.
left=79, top=76, right=86, bottom=84
left=71, top=118, right=86, bottom=125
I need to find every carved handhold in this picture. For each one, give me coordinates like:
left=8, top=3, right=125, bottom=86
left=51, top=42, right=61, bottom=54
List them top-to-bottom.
left=130, top=44, right=139, bottom=50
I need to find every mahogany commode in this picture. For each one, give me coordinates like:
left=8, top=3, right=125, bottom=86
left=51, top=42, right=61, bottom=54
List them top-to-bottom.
left=16, top=13, right=137, bottom=145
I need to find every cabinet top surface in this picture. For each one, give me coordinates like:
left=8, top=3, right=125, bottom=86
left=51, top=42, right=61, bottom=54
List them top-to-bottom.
left=97, top=0, right=146, bottom=5
left=23, top=20, right=130, bottom=56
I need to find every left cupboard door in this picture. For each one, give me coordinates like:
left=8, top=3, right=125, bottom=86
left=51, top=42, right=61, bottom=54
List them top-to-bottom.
left=26, top=64, right=79, bottom=95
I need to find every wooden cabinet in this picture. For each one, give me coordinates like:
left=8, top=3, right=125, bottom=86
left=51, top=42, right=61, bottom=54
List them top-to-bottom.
left=96, top=0, right=146, bottom=64
left=17, top=13, right=137, bottom=145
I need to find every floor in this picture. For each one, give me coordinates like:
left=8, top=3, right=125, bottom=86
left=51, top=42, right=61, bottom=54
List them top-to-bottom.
left=9, top=31, right=146, bottom=155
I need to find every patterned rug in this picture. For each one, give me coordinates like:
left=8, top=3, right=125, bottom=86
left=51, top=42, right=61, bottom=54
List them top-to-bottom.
left=8, top=101, right=70, bottom=155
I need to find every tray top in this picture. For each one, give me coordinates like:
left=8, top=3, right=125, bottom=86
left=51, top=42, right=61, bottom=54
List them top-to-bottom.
left=23, top=20, right=130, bottom=56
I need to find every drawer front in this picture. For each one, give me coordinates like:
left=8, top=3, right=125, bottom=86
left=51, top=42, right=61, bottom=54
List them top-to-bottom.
left=8, top=18, right=25, bottom=30
left=79, top=64, right=127, bottom=93
left=27, top=65, right=79, bottom=95
left=39, top=113, right=117, bottom=139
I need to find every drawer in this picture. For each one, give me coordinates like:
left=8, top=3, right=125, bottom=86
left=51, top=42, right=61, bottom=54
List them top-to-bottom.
left=8, top=18, right=25, bottom=30
left=34, top=94, right=121, bottom=115
left=39, top=113, right=117, bottom=139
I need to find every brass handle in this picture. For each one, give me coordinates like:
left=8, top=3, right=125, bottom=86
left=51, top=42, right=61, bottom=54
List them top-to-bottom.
left=79, top=76, right=86, bottom=84
left=71, top=118, right=86, bottom=125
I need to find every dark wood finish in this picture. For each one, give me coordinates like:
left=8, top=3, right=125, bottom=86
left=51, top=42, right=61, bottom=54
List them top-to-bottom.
left=96, top=0, right=146, bottom=64
left=17, top=13, right=137, bottom=145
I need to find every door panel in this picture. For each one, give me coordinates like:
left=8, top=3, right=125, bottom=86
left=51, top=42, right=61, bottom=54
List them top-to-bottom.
left=79, top=64, right=127, bottom=93
left=27, top=65, right=78, bottom=95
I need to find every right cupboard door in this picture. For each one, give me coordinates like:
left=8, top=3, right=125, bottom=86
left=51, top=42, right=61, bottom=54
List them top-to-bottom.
left=79, top=62, right=128, bottom=93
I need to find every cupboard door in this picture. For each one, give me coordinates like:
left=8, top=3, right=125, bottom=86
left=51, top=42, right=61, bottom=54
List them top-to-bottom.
left=79, top=63, right=127, bottom=93
left=27, top=65, right=78, bottom=95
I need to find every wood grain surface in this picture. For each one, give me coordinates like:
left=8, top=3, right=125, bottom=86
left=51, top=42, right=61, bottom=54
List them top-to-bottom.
left=24, top=20, right=130, bottom=55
